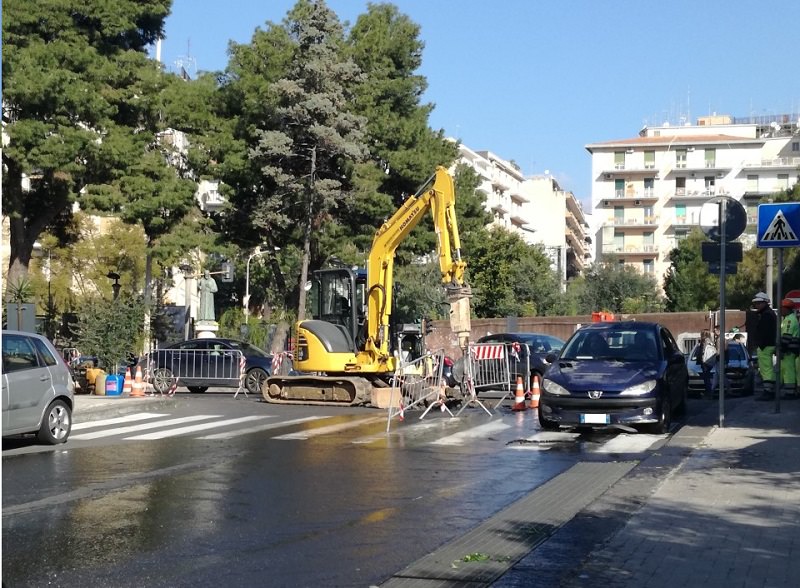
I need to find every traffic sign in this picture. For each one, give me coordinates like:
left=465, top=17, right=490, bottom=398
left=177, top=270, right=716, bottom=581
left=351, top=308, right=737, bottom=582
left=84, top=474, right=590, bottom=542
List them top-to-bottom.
left=700, top=196, right=747, bottom=242
left=757, top=202, right=800, bottom=248
left=701, top=241, right=743, bottom=263
left=707, top=262, right=738, bottom=275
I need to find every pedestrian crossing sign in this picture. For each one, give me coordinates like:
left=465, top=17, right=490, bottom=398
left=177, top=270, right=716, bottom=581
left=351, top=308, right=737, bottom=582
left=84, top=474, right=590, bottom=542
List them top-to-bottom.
left=757, top=202, right=800, bottom=248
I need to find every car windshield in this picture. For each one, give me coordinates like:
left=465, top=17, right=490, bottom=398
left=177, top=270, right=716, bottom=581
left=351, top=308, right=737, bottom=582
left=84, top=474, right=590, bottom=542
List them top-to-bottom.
left=560, top=328, right=658, bottom=361
left=518, top=334, right=564, bottom=353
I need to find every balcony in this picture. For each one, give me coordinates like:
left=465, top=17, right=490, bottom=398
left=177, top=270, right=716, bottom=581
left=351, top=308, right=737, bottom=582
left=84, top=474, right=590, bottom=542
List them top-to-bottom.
left=743, top=157, right=800, bottom=169
left=600, top=189, right=658, bottom=205
left=604, top=216, right=659, bottom=229
left=601, top=244, right=659, bottom=256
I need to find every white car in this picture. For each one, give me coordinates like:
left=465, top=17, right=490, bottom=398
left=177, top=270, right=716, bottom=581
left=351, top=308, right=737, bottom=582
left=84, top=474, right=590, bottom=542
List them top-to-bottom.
left=2, top=330, right=74, bottom=444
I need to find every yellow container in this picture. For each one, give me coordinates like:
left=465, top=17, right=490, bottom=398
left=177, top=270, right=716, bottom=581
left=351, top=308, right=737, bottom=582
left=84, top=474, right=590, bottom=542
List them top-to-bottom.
left=93, top=371, right=107, bottom=396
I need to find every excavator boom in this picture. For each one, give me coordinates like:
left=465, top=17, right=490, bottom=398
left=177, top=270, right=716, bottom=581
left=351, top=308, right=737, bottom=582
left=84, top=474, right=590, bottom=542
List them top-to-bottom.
left=264, top=166, right=471, bottom=405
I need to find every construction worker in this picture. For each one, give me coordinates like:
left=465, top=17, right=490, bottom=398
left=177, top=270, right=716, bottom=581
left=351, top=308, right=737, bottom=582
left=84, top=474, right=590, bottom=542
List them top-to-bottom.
left=751, top=292, right=778, bottom=401
left=779, top=298, right=800, bottom=398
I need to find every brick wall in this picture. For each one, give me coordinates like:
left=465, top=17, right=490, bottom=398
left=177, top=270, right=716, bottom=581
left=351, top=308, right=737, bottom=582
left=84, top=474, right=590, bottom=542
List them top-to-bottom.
left=426, top=310, right=747, bottom=357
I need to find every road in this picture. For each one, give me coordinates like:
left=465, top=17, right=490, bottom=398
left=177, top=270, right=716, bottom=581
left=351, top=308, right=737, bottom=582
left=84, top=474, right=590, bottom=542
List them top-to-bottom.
left=2, top=392, right=710, bottom=587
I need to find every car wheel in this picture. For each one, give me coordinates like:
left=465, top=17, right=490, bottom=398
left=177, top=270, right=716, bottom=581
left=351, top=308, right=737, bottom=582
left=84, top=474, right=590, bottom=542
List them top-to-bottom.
left=152, top=367, right=175, bottom=394
left=246, top=367, right=269, bottom=395
left=188, top=386, right=207, bottom=394
left=644, top=394, right=671, bottom=434
left=38, top=399, right=72, bottom=445
left=537, top=405, right=559, bottom=430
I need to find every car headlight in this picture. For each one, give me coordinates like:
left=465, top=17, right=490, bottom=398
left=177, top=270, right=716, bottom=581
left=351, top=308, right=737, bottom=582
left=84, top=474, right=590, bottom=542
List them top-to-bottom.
left=542, top=378, right=570, bottom=396
left=619, top=380, right=657, bottom=396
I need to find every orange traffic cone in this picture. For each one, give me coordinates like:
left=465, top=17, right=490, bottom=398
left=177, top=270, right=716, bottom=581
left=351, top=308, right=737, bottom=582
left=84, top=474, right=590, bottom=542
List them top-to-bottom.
left=130, top=366, right=145, bottom=397
left=122, top=367, right=133, bottom=395
left=529, top=375, right=541, bottom=410
left=512, top=376, right=527, bottom=411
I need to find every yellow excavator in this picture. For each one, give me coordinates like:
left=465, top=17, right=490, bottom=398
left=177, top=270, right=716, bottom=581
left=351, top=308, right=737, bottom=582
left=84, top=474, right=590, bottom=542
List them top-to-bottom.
left=263, top=166, right=472, bottom=405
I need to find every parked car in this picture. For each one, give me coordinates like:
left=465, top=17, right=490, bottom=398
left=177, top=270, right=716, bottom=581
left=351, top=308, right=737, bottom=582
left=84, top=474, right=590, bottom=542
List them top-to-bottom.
left=539, top=321, right=688, bottom=434
left=2, top=330, right=74, bottom=444
left=453, top=332, right=565, bottom=391
left=144, top=338, right=272, bottom=395
left=685, top=340, right=755, bottom=396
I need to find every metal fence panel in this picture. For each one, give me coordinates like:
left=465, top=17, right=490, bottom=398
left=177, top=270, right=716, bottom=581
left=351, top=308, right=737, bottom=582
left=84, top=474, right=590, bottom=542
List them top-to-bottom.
left=143, top=348, right=246, bottom=396
left=386, top=350, right=450, bottom=430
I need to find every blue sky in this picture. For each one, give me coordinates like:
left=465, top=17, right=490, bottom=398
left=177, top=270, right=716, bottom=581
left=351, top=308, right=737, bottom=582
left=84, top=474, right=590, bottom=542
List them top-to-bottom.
left=157, top=0, right=800, bottom=207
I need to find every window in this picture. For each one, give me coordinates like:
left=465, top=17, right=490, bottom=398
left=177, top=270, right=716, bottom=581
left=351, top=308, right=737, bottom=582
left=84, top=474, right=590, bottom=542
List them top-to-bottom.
left=792, top=142, right=799, bottom=152
left=704, top=148, right=716, bottom=168
left=676, top=149, right=687, bottom=168
left=614, top=151, right=625, bottom=169
left=644, top=151, right=655, bottom=169
left=747, top=174, right=759, bottom=193
left=778, top=174, right=790, bottom=190
left=675, top=176, right=686, bottom=195
left=644, top=178, right=655, bottom=195
left=615, top=179, right=624, bottom=197
left=676, top=204, right=687, bottom=223
left=614, top=206, right=624, bottom=223
left=644, top=206, right=654, bottom=222
left=614, top=231, right=624, bottom=251
left=643, top=231, right=654, bottom=245
left=643, top=259, right=654, bottom=274
left=2, top=335, right=40, bottom=373
left=31, top=338, right=57, bottom=367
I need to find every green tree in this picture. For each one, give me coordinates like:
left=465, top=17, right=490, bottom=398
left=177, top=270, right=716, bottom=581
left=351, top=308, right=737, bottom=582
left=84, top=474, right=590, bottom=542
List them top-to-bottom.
left=2, top=0, right=172, bottom=294
left=248, top=0, right=368, bottom=320
left=467, top=228, right=561, bottom=318
left=663, top=229, right=720, bottom=311
left=580, top=262, right=664, bottom=314
left=74, top=295, right=145, bottom=372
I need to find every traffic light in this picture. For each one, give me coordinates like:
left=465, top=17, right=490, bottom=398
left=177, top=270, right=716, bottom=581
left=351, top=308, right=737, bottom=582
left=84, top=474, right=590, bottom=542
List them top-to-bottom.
left=221, top=261, right=234, bottom=283
left=421, top=317, right=433, bottom=336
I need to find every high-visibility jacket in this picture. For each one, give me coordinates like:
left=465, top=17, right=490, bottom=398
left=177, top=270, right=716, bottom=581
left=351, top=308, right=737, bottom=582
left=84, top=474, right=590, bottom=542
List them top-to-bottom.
left=781, top=311, right=800, bottom=354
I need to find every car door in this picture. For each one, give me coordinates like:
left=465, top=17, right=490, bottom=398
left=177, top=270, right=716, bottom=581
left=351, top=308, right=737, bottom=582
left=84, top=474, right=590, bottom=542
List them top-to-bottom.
left=660, top=327, right=687, bottom=407
left=2, top=334, right=52, bottom=434
left=208, top=341, right=237, bottom=386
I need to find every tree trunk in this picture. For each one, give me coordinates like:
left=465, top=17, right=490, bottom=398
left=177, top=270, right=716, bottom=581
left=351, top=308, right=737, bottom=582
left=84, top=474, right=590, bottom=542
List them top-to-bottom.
left=296, top=146, right=316, bottom=322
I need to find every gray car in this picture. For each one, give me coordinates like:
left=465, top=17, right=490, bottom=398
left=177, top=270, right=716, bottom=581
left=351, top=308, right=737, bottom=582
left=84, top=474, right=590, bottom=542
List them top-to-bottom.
left=2, top=330, right=74, bottom=444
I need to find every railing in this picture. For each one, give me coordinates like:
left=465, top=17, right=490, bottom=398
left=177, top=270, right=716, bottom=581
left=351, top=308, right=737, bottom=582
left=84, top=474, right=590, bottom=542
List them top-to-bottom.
left=743, top=157, right=800, bottom=168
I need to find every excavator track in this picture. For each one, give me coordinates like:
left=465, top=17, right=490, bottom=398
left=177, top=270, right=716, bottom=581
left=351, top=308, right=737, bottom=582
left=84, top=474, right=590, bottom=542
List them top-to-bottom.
left=263, top=375, right=373, bottom=406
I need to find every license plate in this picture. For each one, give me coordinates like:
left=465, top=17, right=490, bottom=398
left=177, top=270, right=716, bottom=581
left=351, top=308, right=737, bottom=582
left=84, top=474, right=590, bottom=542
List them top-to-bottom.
left=581, top=413, right=609, bottom=424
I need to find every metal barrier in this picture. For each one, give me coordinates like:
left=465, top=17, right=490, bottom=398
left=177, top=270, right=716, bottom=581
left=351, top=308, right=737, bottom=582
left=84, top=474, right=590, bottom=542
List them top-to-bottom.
left=456, top=342, right=511, bottom=415
left=143, top=348, right=246, bottom=396
left=386, top=350, right=450, bottom=430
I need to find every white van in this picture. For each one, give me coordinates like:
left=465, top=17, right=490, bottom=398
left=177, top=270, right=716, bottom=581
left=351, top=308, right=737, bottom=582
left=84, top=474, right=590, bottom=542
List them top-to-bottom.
left=2, top=330, right=74, bottom=444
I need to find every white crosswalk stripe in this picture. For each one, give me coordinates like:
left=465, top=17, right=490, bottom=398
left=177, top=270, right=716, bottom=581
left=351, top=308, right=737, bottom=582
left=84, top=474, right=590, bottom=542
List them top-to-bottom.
left=73, top=413, right=170, bottom=430
left=70, top=415, right=222, bottom=440
left=125, top=416, right=271, bottom=440
left=197, top=416, right=327, bottom=440
left=272, top=416, right=384, bottom=440
left=430, top=420, right=510, bottom=445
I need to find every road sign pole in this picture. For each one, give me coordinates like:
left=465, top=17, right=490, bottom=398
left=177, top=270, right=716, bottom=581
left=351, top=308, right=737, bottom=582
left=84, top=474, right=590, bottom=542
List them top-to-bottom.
left=719, top=199, right=726, bottom=428
left=775, top=248, right=784, bottom=414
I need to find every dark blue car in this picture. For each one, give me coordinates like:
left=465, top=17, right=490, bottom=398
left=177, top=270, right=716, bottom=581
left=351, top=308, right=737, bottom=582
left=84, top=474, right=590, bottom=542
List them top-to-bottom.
left=539, top=321, right=688, bottom=434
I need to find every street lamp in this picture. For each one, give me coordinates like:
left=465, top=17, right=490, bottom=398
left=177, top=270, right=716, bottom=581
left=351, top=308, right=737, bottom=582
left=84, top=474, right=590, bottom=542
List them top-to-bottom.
left=107, top=271, right=121, bottom=300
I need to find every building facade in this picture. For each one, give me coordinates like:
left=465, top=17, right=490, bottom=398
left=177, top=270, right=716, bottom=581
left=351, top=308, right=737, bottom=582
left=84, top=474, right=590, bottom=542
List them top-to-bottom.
left=586, top=114, right=800, bottom=288
left=452, top=143, right=591, bottom=285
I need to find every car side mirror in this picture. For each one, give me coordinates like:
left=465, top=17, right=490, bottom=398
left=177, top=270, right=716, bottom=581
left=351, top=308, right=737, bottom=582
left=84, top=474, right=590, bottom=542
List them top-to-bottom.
left=545, top=352, right=558, bottom=364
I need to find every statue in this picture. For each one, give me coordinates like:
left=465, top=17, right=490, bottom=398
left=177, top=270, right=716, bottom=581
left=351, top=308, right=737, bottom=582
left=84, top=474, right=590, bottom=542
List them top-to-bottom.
left=197, top=270, right=218, bottom=322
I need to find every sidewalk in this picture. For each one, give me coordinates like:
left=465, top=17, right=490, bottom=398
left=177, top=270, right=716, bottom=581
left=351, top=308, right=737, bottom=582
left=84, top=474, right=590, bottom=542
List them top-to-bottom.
left=72, top=393, right=177, bottom=423
left=559, top=397, right=800, bottom=588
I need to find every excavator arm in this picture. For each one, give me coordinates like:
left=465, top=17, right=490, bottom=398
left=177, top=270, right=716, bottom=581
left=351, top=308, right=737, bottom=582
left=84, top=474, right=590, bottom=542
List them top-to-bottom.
left=364, top=166, right=472, bottom=360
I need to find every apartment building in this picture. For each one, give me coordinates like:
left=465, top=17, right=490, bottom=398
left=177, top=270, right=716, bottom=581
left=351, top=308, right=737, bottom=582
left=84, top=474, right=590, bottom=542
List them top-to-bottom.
left=586, top=113, right=800, bottom=287
left=453, top=143, right=591, bottom=284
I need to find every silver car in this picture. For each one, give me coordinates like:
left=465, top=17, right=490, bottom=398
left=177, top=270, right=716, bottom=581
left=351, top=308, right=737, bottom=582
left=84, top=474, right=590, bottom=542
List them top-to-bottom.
left=2, top=330, right=74, bottom=444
